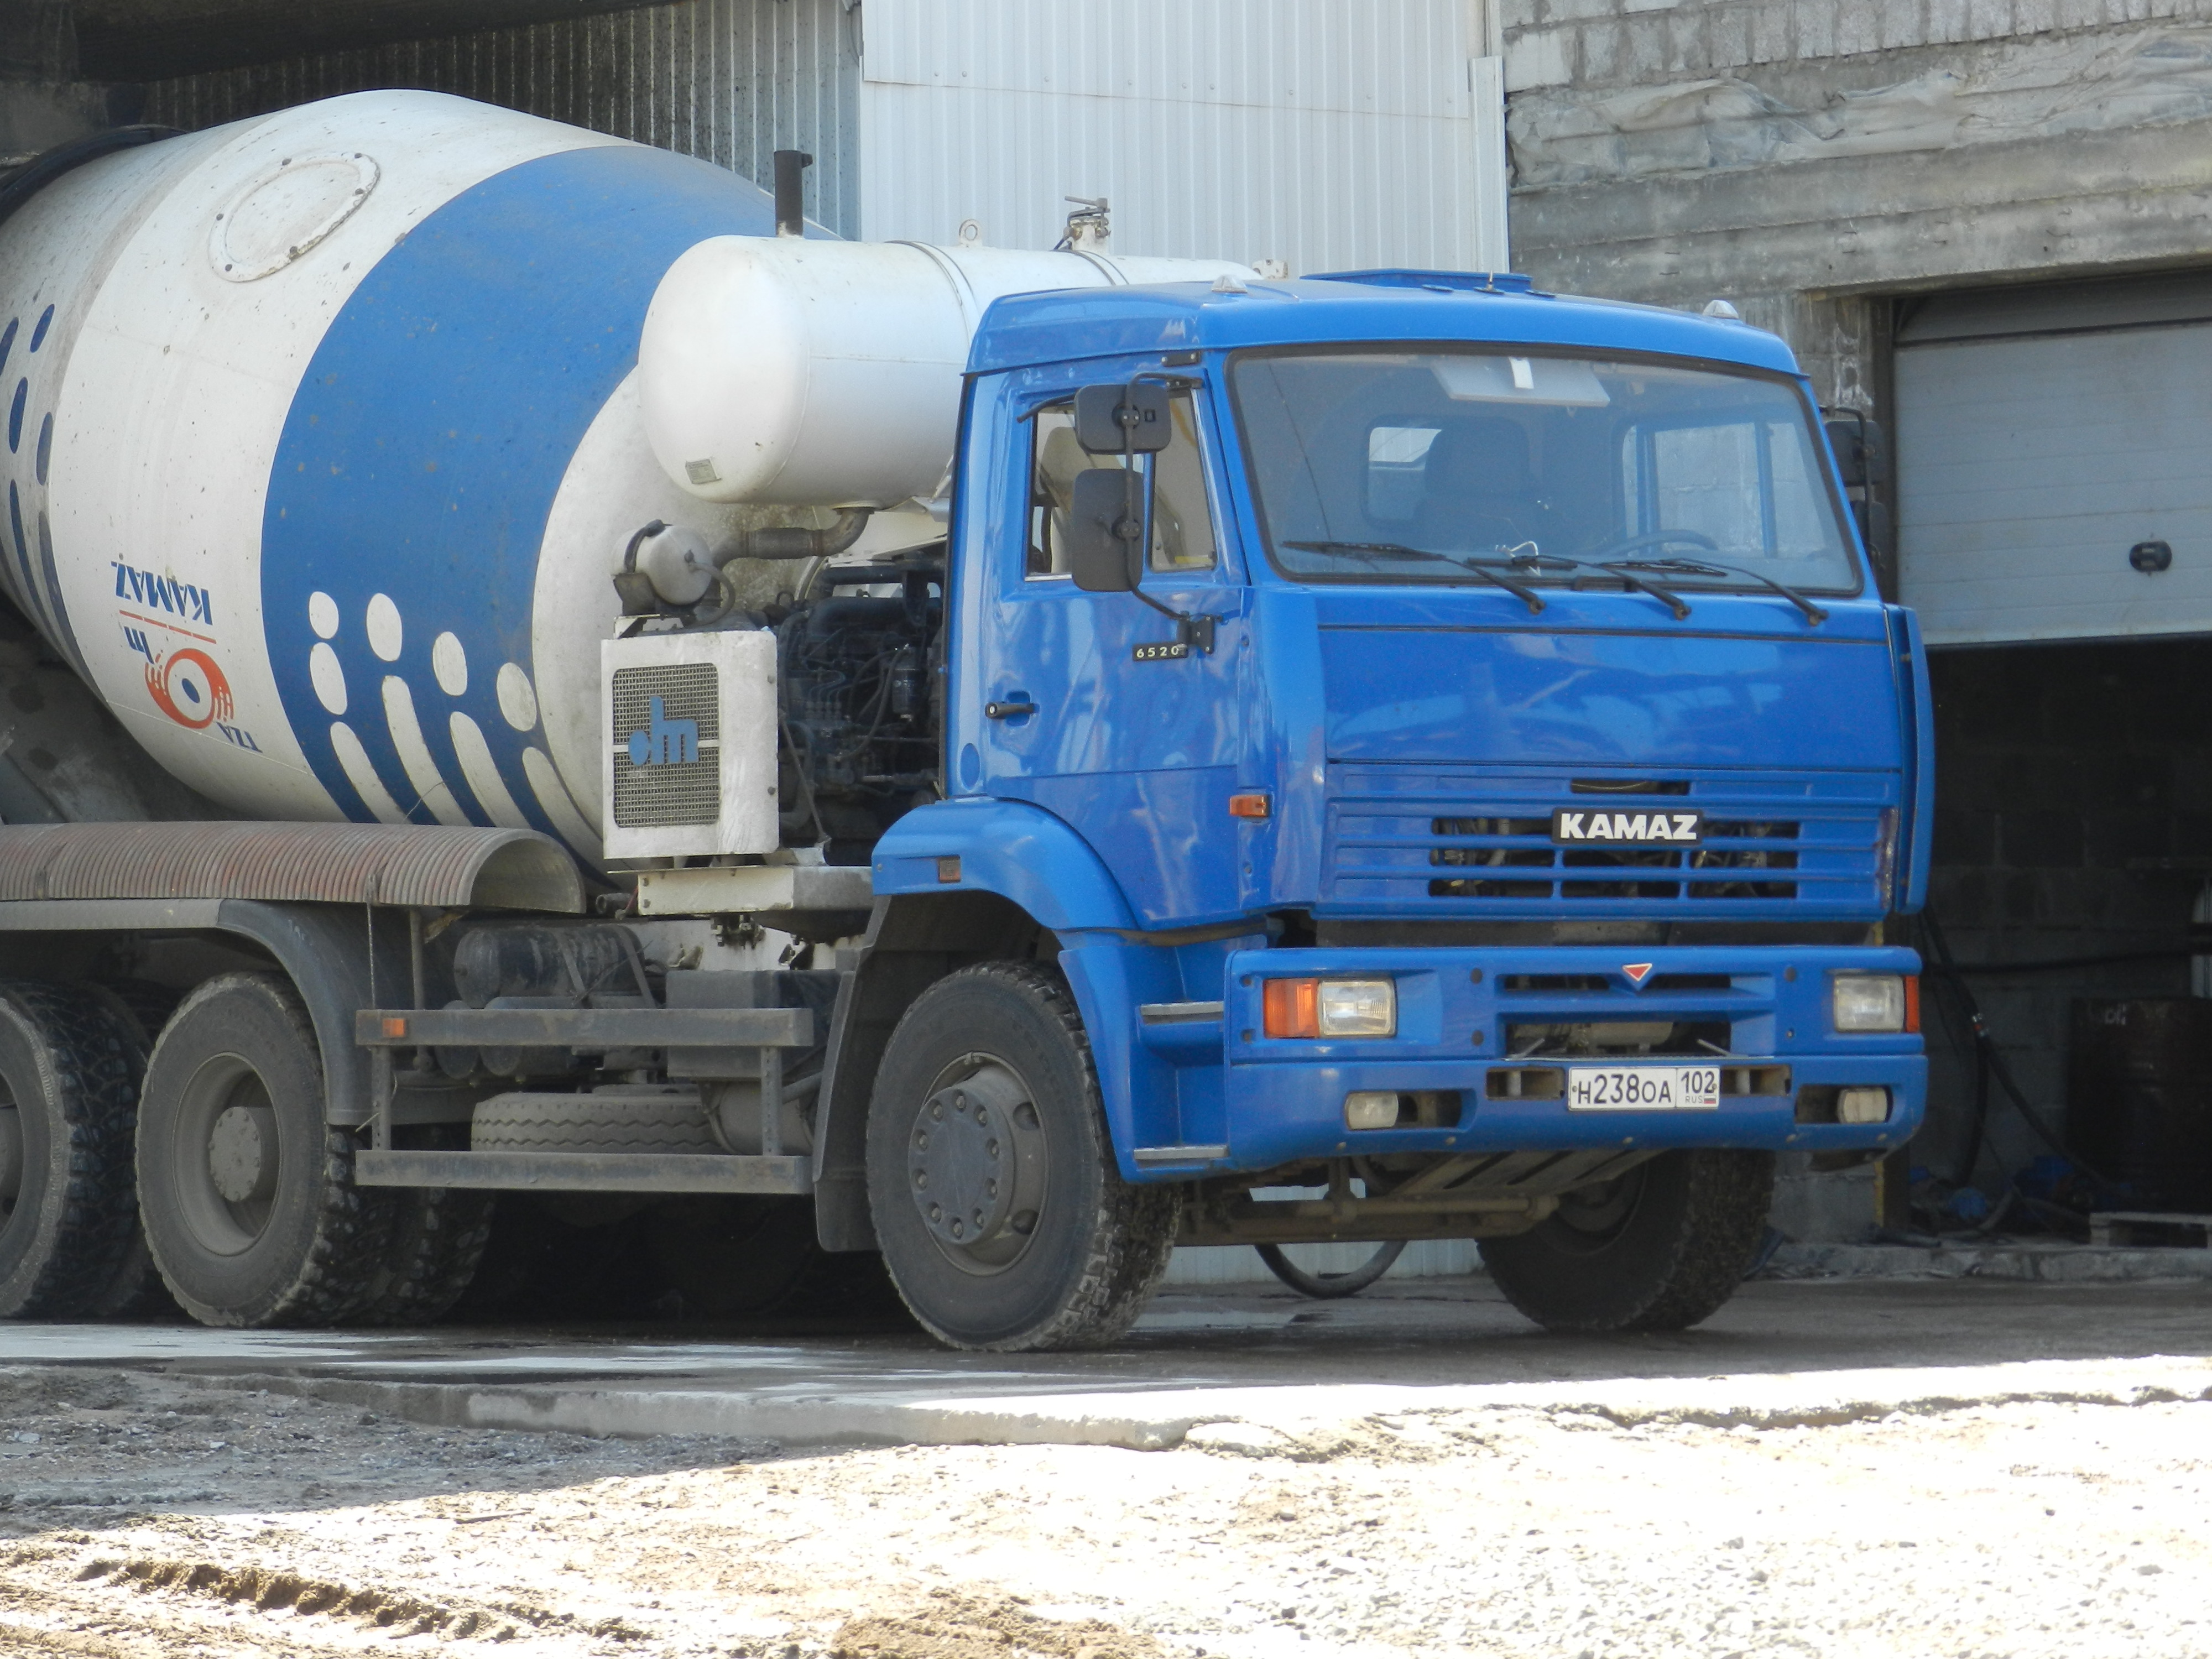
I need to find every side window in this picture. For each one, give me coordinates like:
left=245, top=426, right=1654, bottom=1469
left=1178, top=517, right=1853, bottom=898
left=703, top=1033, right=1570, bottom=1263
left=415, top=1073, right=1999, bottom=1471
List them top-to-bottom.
left=1025, top=390, right=1219, bottom=579
left=1148, top=394, right=1219, bottom=573
left=1027, top=404, right=1124, bottom=578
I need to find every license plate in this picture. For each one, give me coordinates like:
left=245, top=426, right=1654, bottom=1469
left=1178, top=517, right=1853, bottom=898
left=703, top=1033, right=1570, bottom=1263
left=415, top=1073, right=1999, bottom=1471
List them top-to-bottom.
left=1551, top=807, right=1703, bottom=846
left=1566, top=1065, right=1722, bottom=1112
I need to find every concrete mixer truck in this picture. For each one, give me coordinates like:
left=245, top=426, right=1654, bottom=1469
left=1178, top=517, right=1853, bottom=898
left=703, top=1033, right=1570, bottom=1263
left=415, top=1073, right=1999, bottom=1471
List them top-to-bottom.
left=0, top=90, right=1929, bottom=1350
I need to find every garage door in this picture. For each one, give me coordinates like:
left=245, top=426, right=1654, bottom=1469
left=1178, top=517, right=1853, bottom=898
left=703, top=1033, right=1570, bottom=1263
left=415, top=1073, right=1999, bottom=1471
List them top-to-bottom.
left=1896, top=270, right=2212, bottom=645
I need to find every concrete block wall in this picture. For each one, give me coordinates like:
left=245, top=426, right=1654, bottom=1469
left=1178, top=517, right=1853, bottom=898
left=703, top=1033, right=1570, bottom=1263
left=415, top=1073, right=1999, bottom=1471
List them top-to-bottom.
left=1501, top=0, right=2212, bottom=372
left=1921, top=640, right=2212, bottom=1188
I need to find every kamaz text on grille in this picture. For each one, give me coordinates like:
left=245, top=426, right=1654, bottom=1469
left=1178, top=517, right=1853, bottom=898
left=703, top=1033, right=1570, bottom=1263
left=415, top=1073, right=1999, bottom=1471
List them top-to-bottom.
left=1551, top=808, right=1704, bottom=845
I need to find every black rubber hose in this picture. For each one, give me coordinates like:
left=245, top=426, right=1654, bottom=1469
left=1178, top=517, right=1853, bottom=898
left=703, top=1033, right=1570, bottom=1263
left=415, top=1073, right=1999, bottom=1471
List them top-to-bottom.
left=1918, top=907, right=2117, bottom=1191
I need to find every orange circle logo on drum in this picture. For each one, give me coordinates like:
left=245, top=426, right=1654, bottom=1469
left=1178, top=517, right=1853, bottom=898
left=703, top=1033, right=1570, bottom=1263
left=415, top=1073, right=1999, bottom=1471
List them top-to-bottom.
left=147, top=648, right=234, bottom=729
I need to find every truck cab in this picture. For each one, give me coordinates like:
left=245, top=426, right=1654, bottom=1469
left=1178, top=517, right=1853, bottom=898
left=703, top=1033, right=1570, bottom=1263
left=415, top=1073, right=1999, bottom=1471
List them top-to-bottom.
left=843, top=270, right=1928, bottom=1347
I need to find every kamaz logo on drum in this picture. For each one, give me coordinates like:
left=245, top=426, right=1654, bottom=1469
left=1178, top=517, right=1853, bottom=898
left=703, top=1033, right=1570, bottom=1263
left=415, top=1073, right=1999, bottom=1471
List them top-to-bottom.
left=111, top=560, right=213, bottom=625
left=625, top=696, right=700, bottom=766
left=1552, top=808, right=1704, bottom=845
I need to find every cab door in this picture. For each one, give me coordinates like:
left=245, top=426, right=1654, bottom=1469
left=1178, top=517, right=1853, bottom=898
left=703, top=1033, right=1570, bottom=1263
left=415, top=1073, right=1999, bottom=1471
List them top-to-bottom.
left=969, top=368, right=1252, bottom=928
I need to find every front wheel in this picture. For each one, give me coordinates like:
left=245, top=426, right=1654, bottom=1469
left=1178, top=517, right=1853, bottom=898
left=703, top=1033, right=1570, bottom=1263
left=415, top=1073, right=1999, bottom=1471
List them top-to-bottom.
left=865, top=962, right=1179, bottom=1351
left=1478, top=1150, right=1773, bottom=1333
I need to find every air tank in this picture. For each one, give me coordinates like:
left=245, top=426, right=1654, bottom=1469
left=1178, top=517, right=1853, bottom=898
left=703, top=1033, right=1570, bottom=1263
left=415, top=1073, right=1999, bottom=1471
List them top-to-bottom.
left=0, top=91, right=1249, bottom=867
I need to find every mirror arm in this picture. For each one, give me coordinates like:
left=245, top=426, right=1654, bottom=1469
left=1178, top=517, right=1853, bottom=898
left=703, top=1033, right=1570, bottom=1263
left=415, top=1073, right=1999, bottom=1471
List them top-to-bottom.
left=1116, top=409, right=1215, bottom=653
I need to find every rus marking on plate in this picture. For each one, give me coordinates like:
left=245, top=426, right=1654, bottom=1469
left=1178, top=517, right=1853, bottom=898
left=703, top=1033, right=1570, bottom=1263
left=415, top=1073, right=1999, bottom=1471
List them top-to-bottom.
left=1134, top=641, right=1190, bottom=662
left=1552, top=807, right=1703, bottom=845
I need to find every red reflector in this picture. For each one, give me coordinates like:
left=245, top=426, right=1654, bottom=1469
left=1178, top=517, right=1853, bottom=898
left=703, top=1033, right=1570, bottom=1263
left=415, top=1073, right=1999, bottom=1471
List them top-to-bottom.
left=1228, top=792, right=1272, bottom=820
left=1903, top=975, right=1921, bottom=1035
left=1262, top=978, right=1319, bottom=1039
left=381, top=1016, right=407, bottom=1039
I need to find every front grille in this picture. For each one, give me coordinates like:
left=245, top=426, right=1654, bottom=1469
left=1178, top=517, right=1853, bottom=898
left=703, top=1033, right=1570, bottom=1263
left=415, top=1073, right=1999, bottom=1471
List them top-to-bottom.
left=610, top=662, right=721, bottom=828
left=1326, top=767, right=1892, bottom=917
left=1432, top=817, right=1802, bottom=901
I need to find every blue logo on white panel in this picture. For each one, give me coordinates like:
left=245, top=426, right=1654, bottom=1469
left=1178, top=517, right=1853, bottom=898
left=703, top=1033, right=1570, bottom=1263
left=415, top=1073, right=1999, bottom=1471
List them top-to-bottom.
left=626, top=696, right=698, bottom=767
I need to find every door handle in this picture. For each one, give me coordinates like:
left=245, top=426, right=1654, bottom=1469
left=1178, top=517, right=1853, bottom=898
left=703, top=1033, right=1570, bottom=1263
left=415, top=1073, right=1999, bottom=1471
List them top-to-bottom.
left=985, top=700, right=1038, bottom=720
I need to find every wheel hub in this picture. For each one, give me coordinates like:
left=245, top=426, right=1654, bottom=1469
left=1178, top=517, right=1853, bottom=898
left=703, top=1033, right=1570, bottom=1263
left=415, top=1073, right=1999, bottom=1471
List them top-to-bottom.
left=906, top=1058, right=1046, bottom=1273
left=206, top=1103, right=278, bottom=1206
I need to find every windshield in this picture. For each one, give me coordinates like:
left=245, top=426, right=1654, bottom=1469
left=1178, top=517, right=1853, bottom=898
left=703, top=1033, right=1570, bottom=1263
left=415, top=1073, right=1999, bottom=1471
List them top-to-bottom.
left=1230, top=348, right=1861, bottom=596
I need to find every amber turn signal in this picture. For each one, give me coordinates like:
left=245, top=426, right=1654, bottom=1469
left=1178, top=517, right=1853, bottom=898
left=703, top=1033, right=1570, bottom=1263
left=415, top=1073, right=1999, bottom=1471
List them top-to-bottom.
left=1228, top=792, right=1271, bottom=820
left=1262, top=977, right=1320, bottom=1039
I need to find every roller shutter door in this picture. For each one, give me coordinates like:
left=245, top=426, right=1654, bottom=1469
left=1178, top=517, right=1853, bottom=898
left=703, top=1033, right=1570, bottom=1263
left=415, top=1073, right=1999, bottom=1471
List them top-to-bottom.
left=1896, top=271, right=2212, bottom=645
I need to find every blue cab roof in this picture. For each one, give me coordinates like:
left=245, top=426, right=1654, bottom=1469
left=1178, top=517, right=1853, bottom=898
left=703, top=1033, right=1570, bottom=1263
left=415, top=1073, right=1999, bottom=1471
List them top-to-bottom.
left=967, top=271, right=1803, bottom=378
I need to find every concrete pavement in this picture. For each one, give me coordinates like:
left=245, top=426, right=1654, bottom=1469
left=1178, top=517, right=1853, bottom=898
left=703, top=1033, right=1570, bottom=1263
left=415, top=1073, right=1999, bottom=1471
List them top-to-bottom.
left=7, top=1274, right=2209, bottom=1452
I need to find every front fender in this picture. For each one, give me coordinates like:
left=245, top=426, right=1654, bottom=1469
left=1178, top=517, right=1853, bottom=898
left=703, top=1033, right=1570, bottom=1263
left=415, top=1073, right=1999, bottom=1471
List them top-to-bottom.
left=870, top=797, right=1138, bottom=933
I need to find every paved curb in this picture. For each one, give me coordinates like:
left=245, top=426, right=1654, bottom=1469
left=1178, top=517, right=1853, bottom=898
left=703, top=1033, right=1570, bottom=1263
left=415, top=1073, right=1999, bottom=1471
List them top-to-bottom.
left=1766, top=1243, right=2212, bottom=1282
left=194, top=1353, right=2212, bottom=1455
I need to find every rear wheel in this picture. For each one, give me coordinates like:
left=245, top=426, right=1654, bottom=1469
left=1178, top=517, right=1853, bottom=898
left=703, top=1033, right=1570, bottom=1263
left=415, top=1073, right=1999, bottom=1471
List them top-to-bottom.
left=865, top=962, right=1179, bottom=1352
left=137, top=973, right=394, bottom=1328
left=82, top=980, right=182, bottom=1321
left=0, top=983, right=140, bottom=1319
left=1478, top=1150, right=1773, bottom=1333
left=355, top=1178, right=495, bottom=1326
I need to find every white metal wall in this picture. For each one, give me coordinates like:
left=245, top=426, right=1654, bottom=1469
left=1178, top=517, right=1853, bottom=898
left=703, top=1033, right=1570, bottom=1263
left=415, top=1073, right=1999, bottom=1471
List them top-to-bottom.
left=144, top=0, right=867, bottom=238
left=856, top=0, right=1501, bottom=273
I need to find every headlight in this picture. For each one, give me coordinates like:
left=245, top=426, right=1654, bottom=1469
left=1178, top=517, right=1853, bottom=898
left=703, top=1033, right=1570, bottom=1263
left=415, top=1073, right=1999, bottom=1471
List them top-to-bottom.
left=1831, top=973, right=1917, bottom=1032
left=1262, top=977, right=1397, bottom=1038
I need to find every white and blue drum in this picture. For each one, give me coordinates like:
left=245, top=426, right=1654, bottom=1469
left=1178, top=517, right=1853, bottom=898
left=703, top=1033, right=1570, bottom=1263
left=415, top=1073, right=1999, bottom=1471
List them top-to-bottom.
left=0, top=91, right=782, bottom=863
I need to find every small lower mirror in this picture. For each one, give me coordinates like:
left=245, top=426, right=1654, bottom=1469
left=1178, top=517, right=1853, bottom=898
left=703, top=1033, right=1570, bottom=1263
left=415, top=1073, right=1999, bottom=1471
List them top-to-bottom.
left=1067, top=468, right=1142, bottom=592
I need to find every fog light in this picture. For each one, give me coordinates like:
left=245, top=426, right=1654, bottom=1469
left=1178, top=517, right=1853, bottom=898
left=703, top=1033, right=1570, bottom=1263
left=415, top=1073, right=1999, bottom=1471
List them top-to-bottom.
left=1832, top=974, right=1910, bottom=1032
left=1836, top=1087, right=1891, bottom=1124
left=1344, top=1091, right=1401, bottom=1130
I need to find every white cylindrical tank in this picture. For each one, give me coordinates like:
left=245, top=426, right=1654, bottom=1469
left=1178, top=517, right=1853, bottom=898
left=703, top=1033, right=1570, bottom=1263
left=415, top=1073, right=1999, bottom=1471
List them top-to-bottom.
left=0, top=90, right=1251, bottom=869
left=640, top=239, right=1251, bottom=507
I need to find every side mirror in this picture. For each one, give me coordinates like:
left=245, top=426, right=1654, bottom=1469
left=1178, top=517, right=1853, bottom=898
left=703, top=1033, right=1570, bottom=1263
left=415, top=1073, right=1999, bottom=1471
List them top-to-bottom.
left=1075, top=382, right=1172, bottom=455
left=1823, top=411, right=1890, bottom=492
left=1066, top=468, right=1142, bottom=592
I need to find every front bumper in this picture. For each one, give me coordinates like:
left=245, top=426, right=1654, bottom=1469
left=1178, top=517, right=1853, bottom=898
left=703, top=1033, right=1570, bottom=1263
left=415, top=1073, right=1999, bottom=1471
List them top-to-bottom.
left=1179, top=943, right=1924, bottom=1173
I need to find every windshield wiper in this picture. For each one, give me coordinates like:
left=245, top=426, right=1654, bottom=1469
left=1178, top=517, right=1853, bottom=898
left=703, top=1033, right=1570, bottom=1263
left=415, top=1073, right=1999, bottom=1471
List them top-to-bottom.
left=1280, top=540, right=1546, bottom=613
left=1564, top=557, right=1689, bottom=620
left=1604, top=557, right=1828, bottom=625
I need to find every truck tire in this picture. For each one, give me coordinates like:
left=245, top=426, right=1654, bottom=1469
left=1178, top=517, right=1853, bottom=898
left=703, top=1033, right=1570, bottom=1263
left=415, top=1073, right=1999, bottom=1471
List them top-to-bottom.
left=865, top=961, right=1180, bottom=1352
left=137, top=973, right=395, bottom=1328
left=82, top=980, right=182, bottom=1321
left=0, top=982, right=141, bottom=1319
left=470, top=1089, right=719, bottom=1152
left=1478, top=1149, right=1775, bottom=1334
left=355, top=1180, right=496, bottom=1326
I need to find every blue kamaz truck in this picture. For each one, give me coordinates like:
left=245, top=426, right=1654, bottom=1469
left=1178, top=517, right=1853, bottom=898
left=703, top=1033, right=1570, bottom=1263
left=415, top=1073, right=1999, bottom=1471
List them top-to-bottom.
left=0, top=102, right=1923, bottom=1350
left=833, top=271, right=1929, bottom=1348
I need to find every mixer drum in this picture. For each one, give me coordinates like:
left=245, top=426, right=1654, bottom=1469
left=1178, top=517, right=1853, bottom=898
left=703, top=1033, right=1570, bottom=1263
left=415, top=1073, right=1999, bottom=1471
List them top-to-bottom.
left=0, top=91, right=781, bottom=865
